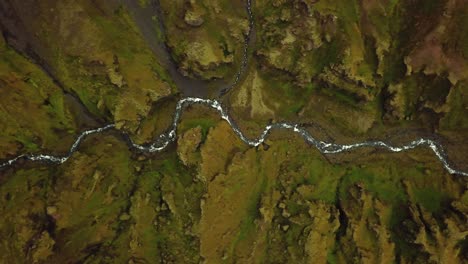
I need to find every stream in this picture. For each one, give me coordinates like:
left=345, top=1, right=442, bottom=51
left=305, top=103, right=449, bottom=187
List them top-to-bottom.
left=120, top=0, right=253, bottom=97
left=0, top=96, right=467, bottom=176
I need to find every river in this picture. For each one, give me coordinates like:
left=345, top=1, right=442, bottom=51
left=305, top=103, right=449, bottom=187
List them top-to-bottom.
left=1, top=97, right=467, bottom=176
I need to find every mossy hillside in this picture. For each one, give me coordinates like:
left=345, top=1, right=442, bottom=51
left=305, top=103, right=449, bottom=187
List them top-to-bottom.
left=0, top=0, right=467, bottom=263
left=3, top=0, right=175, bottom=135
left=159, top=0, right=249, bottom=80
left=251, top=0, right=468, bottom=140
left=252, top=0, right=381, bottom=136
left=254, top=0, right=373, bottom=90
left=313, top=0, right=378, bottom=86
left=383, top=0, right=468, bottom=128
left=74, top=4, right=175, bottom=132
left=0, top=34, right=77, bottom=159
left=231, top=68, right=379, bottom=138
left=383, top=72, right=455, bottom=126
left=439, top=80, right=468, bottom=130
left=1, top=113, right=466, bottom=263
left=183, top=119, right=468, bottom=263
left=188, top=121, right=458, bottom=261
left=0, top=132, right=204, bottom=263
left=43, top=135, right=135, bottom=263
left=109, top=153, right=203, bottom=263
left=0, top=168, right=54, bottom=263
left=412, top=187, right=449, bottom=214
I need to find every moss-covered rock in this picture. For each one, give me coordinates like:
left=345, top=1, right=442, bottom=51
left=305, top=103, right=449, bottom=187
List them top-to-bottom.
left=159, top=0, right=249, bottom=80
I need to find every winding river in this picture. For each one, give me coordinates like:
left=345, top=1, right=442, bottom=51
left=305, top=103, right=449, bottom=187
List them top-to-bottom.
left=0, top=0, right=467, bottom=177
left=1, top=97, right=467, bottom=177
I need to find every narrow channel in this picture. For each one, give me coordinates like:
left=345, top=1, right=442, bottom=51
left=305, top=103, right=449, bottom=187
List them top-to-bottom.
left=1, top=97, right=467, bottom=177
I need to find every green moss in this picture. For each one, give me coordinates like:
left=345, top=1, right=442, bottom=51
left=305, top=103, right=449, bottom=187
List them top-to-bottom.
left=1, top=1, right=467, bottom=262
left=152, top=16, right=165, bottom=42
left=0, top=38, right=77, bottom=156
left=314, top=38, right=344, bottom=73
left=55, top=55, right=105, bottom=117
left=256, top=73, right=307, bottom=118
left=440, top=82, right=468, bottom=129
left=319, top=85, right=360, bottom=107
left=180, top=118, right=217, bottom=140
left=15, top=135, right=40, bottom=152
left=161, top=152, right=194, bottom=187
left=152, top=153, right=202, bottom=262
left=304, top=158, right=342, bottom=204
left=340, top=165, right=407, bottom=203
left=229, top=169, right=267, bottom=259
left=237, top=185, right=263, bottom=241
left=413, top=187, right=449, bottom=214
left=286, top=200, right=308, bottom=216
left=285, top=223, right=304, bottom=251
left=326, top=248, right=339, bottom=264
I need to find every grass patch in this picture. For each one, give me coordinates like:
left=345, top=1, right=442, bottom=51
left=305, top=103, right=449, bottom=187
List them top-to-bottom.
left=152, top=15, right=166, bottom=43
left=180, top=118, right=217, bottom=140
left=160, top=153, right=194, bottom=187
left=304, top=158, right=342, bottom=203
left=340, top=165, right=407, bottom=203
left=237, top=177, right=266, bottom=241
left=413, top=187, right=449, bottom=214
left=326, top=244, right=339, bottom=264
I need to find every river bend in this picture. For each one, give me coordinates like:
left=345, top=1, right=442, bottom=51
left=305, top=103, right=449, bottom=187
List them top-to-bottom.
left=1, top=97, right=467, bottom=177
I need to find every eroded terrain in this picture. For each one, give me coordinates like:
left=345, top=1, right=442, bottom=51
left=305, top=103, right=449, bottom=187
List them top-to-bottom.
left=0, top=0, right=467, bottom=263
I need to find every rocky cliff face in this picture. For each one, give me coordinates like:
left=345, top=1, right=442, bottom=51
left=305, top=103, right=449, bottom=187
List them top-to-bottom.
left=0, top=0, right=467, bottom=263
